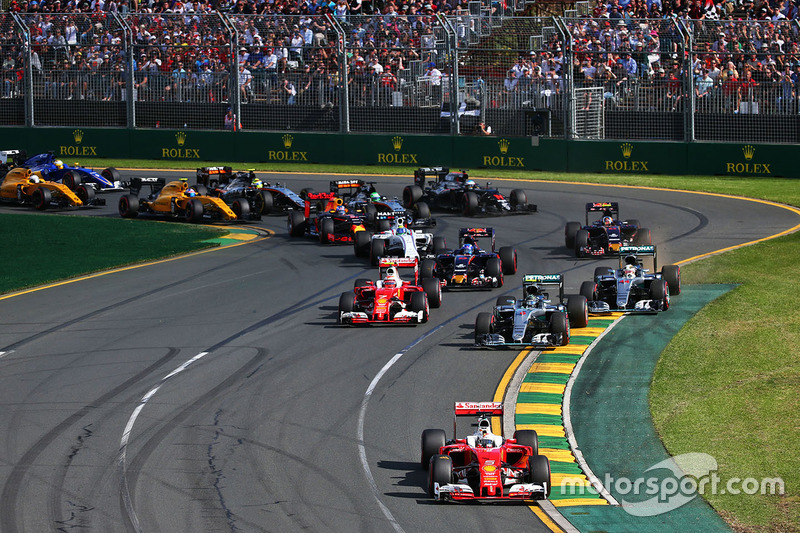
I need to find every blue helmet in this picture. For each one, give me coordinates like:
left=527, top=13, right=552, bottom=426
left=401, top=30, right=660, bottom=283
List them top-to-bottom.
left=187, top=189, right=197, bottom=197
left=396, top=227, right=407, bottom=235
left=462, top=243, right=474, bottom=255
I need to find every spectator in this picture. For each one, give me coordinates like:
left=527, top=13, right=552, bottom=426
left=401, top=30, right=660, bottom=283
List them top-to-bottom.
left=281, top=77, right=296, bottom=104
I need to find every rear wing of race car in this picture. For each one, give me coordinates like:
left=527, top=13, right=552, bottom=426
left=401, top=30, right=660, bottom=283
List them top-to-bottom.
left=0, top=149, right=26, bottom=168
left=196, top=166, right=232, bottom=186
left=413, top=166, right=452, bottom=188
left=128, top=177, right=165, bottom=196
left=330, top=179, right=369, bottom=199
left=303, top=191, right=339, bottom=217
left=585, top=202, right=619, bottom=223
left=458, top=227, right=496, bottom=250
left=619, top=245, right=658, bottom=270
left=378, top=257, right=419, bottom=283
left=522, top=274, right=565, bottom=303
left=453, top=402, right=503, bottom=438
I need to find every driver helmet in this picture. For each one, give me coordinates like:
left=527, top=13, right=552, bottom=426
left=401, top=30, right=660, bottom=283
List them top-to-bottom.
left=54, top=159, right=64, bottom=170
left=30, top=176, right=41, bottom=183
left=252, top=178, right=263, bottom=188
left=464, top=179, right=476, bottom=189
left=186, top=188, right=197, bottom=197
left=370, top=191, right=381, bottom=202
left=336, top=205, right=346, bottom=215
left=603, top=216, right=614, bottom=225
left=396, top=226, right=407, bottom=235
left=462, top=243, right=474, bottom=255
left=625, top=264, right=637, bottom=279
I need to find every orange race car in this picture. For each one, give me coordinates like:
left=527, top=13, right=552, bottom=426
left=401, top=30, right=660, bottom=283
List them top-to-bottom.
left=0, top=167, right=104, bottom=210
left=118, top=177, right=253, bottom=223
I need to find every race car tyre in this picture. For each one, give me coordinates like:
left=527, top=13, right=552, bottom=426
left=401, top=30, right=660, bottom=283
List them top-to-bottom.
left=101, top=167, right=121, bottom=185
left=62, top=170, right=81, bottom=190
left=75, top=184, right=95, bottom=204
left=193, top=184, right=208, bottom=196
left=402, top=185, right=423, bottom=208
left=32, top=187, right=51, bottom=210
left=299, top=187, right=315, bottom=200
left=510, top=189, right=528, bottom=208
left=258, top=190, right=273, bottom=215
left=462, top=191, right=479, bottom=216
left=119, top=194, right=139, bottom=218
left=186, top=198, right=204, bottom=222
left=232, top=198, right=250, bottom=220
left=414, top=201, right=431, bottom=219
left=364, top=203, right=378, bottom=226
left=288, top=210, right=306, bottom=237
left=319, top=217, right=335, bottom=244
left=627, top=218, right=641, bottom=229
left=375, top=219, right=391, bottom=232
left=565, top=221, right=581, bottom=249
left=634, top=228, right=652, bottom=245
left=574, top=229, right=590, bottom=257
left=354, top=230, right=371, bottom=257
left=432, top=236, right=447, bottom=256
left=370, top=238, right=386, bottom=266
left=499, top=247, right=517, bottom=275
left=486, top=257, right=503, bottom=286
left=420, top=258, right=436, bottom=279
left=661, top=264, right=681, bottom=295
left=594, top=266, right=613, bottom=279
left=354, top=278, right=371, bottom=290
left=422, top=278, right=441, bottom=308
left=649, top=280, right=669, bottom=309
left=580, top=281, right=597, bottom=302
left=338, top=291, right=355, bottom=324
left=409, top=292, right=429, bottom=323
left=496, top=295, right=516, bottom=306
left=566, top=295, right=589, bottom=328
left=549, top=311, right=570, bottom=346
left=474, top=312, right=494, bottom=344
left=421, top=429, right=447, bottom=470
left=513, top=429, right=539, bottom=458
left=429, top=455, right=453, bottom=496
left=530, top=455, right=552, bottom=497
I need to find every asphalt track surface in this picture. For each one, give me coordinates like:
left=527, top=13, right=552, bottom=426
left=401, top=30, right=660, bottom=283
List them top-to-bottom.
left=0, top=171, right=797, bottom=533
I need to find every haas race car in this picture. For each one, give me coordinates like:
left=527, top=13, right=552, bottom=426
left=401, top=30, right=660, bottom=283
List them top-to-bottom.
left=196, top=166, right=306, bottom=216
left=565, top=202, right=651, bottom=257
left=421, top=402, right=551, bottom=502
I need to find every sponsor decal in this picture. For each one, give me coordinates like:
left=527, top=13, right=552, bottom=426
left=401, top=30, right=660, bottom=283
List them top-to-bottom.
left=59, top=129, right=99, bottom=157
left=161, top=131, right=200, bottom=159
left=268, top=134, right=309, bottom=161
left=378, top=136, right=418, bottom=164
left=482, top=138, right=525, bottom=168
left=605, top=143, right=649, bottom=172
left=726, top=145, right=771, bottom=174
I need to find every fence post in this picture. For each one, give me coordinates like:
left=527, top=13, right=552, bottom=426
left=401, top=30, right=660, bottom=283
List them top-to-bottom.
left=219, top=11, right=240, bottom=131
left=114, top=12, right=134, bottom=129
left=12, top=13, right=33, bottom=127
left=327, top=14, right=349, bottom=134
left=439, top=14, right=459, bottom=135
left=555, top=16, right=573, bottom=140
left=677, top=18, right=693, bottom=142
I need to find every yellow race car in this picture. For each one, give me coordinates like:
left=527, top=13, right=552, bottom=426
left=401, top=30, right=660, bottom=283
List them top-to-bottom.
left=0, top=167, right=103, bottom=210
left=118, top=177, right=251, bottom=223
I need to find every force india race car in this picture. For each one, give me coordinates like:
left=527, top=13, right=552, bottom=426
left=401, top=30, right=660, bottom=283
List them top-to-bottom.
left=1, top=150, right=122, bottom=192
left=196, top=166, right=305, bottom=216
left=0, top=167, right=104, bottom=209
left=403, top=167, right=536, bottom=216
left=118, top=177, right=249, bottom=222
left=333, top=179, right=436, bottom=229
left=288, top=191, right=367, bottom=244
left=565, top=202, right=651, bottom=258
left=354, top=215, right=448, bottom=266
left=422, top=228, right=517, bottom=290
left=579, top=245, right=681, bottom=313
left=338, top=257, right=442, bottom=325
left=475, top=274, right=589, bottom=348
left=421, top=402, right=551, bottom=502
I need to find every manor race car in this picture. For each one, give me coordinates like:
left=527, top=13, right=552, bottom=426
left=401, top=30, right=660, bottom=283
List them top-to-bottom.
left=8, top=150, right=122, bottom=192
left=196, top=166, right=304, bottom=216
left=0, top=167, right=104, bottom=209
left=403, top=167, right=535, bottom=216
left=118, top=177, right=248, bottom=222
left=333, top=179, right=435, bottom=229
left=287, top=191, right=367, bottom=244
left=565, top=202, right=651, bottom=257
left=354, top=216, right=448, bottom=266
left=422, top=228, right=517, bottom=290
left=579, top=245, right=681, bottom=313
left=338, top=258, right=442, bottom=325
left=475, top=274, right=588, bottom=348
left=421, top=402, right=551, bottom=502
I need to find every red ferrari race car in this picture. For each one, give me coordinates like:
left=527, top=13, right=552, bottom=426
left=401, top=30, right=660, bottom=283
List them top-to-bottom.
left=288, top=191, right=367, bottom=244
left=338, top=258, right=442, bottom=325
left=421, top=402, right=551, bottom=502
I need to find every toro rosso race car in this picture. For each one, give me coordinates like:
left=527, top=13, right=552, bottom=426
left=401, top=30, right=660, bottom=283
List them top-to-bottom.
left=2, top=150, right=122, bottom=192
left=196, top=166, right=305, bottom=216
left=0, top=167, right=104, bottom=209
left=404, top=167, right=535, bottom=216
left=118, top=177, right=249, bottom=222
left=333, top=179, right=436, bottom=229
left=288, top=191, right=367, bottom=244
left=565, top=202, right=651, bottom=258
left=355, top=216, right=448, bottom=266
left=422, top=228, right=517, bottom=290
left=579, top=245, right=681, bottom=313
left=338, top=258, right=442, bottom=325
left=475, top=274, right=589, bottom=348
left=421, top=402, right=551, bottom=502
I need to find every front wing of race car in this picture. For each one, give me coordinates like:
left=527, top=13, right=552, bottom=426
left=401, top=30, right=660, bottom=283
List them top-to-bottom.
left=588, top=298, right=666, bottom=314
left=339, top=309, right=425, bottom=324
left=476, top=333, right=563, bottom=348
left=432, top=482, right=547, bottom=502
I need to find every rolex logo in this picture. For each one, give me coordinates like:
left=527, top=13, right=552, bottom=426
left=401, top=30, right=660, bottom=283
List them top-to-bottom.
left=73, top=129, right=84, bottom=143
left=175, top=131, right=187, bottom=146
left=283, top=134, right=294, bottom=149
left=392, top=136, right=403, bottom=151
left=498, top=138, right=510, bottom=155
left=621, top=143, right=633, bottom=159
left=742, top=145, right=755, bottom=161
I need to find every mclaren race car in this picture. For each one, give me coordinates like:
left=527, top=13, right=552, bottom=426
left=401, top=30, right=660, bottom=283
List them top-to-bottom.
left=4, top=150, right=122, bottom=192
left=0, top=167, right=104, bottom=209
left=287, top=191, right=366, bottom=244
left=565, top=202, right=651, bottom=257
left=422, top=228, right=517, bottom=290
left=579, top=245, right=681, bottom=313
left=338, top=258, right=442, bottom=325
left=475, top=274, right=589, bottom=348
left=421, top=402, right=551, bottom=502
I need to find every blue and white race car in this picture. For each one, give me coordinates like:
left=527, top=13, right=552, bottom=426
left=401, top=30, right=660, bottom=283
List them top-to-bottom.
left=17, top=151, right=122, bottom=192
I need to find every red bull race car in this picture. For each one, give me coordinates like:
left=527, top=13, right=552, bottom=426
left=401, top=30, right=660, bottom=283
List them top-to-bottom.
left=288, top=191, right=367, bottom=244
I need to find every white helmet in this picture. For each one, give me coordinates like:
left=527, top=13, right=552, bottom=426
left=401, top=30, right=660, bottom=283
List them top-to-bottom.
left=30, top=176, right=41, bottom=183
left=625, top=264, right=637, bottom=279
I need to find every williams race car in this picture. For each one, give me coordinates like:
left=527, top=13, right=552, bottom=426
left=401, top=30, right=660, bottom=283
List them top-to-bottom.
left=5, top=151, right=122, bottom=192
left=196, top=166, right=305, bottom=216
left=0, top=167, right=104, bottom=209
left=403, top=167, right=535, bottom=216
left=118, top=177, right=250, bottom=222
left=333, top=179, right=436, bottom=229
left=288, top=191, right=367, bottom=244
left=565, top=202, right=651, bottom=258
left=354, top=215, right=448, bottom=266
left=422, top=228, right=517, bottom=290
left=579, top=245, right=681, bottom=313
left=338, top=257, right=442, bottom=325
left=475, top=274, right=589, bottom=348
left=421, top=402, right=551, bottom=502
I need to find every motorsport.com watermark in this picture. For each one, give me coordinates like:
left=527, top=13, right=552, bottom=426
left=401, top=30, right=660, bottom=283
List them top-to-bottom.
left=560, top=453, right=785, bottom=517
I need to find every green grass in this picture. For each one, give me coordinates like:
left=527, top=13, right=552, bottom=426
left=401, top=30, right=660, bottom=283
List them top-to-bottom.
left=0, top=214, right=224, bottom=294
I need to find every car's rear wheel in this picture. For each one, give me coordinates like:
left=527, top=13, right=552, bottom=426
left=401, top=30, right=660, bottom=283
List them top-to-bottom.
left=62, top=170, right=80, bottom=190
left=75, top=184, right=94, bottom=204
left=193, top=184, right=208, bottom=196
left=403, top=185, right=423, bottom=208
left=32, top=187, right=51, bottom=210
left=299, top=187, right=315, bottom=200
left=510, top=189, right=528, bottom=209
left=258, top=190, right=274, bottom=214
left=462, top=191, right=479, bottom=216
left=119, top=194, right=139, bottom=218
left=185, top=198, right=204, bottom=222
left=232, top=198, right=250, bottom=220
left=414, top=201, right=431, bottom=219
left=363, top=203, right=378, bottom=226
left=288, top=210, right=306, bottom=237
left=319, top=217, right=334, bottom=244
left=375, top=218, right=391, bottom=232
left=627, top=218, right=641, bottom=229
left=565, top=221, right=581, bottom=249
left=634, top=228, right=652, bottom=245
left=574, top=229, right=590, bottom=257
left=354, top=230, right=371, bottom=257
left=432, top=236, right=447, bottom=256
left=370, top=238, right=385, bottom=266
left=499, top=246, right=517, bottom=275
left=486, top=257, right=503, bottom=286
left=420, top=258, right=436, bottom=279
left=661, top=264, right=681, bottom=295
left=422, top=278, right=441, bottom=308
left=580, top=280, right=597, bottom=302
left=338, top=291, right=355, bottom=324
left=409, top=292, right=429, bottom=323
left=566, top=295, right=589, bottom=328
left=549, top=311, right=570, bottom=346
left=474, top=312, right=494, bottom=344
left=421, top=429, right=447, bottom=470
left=513, top=429, right=539, bottom=457
left=429, top=455, right=453, bottom=497
left=530, top=455, right=552, bottom=497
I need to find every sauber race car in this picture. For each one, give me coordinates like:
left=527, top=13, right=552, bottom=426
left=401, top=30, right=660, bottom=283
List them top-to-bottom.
left=3, top=150, right=122, bottom=192
left=196, top=166, right=305, bottom=216
left=0, top=167, right=105, bottom=209
left=403, top=167, right=536, bottom=216
left=118, top=177, right=249, bottom=222
left=333, top=179, right=436, bottom=229
left=287, top=191, right=367, bottom=244
left=565, top=202, right=651, bottom=258
left=354, top=215, right=448, bottom=266
left=422, top=228, right=517, bottom=290
left=579, top=245, right=681, bottom=314
left=338, top=258, right=442, bottom=325
left=475, top=274, right=589, bottom=348
left=421, top=402, right=551, bottom=502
